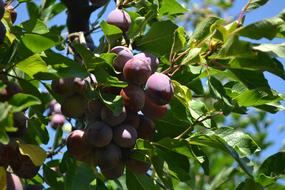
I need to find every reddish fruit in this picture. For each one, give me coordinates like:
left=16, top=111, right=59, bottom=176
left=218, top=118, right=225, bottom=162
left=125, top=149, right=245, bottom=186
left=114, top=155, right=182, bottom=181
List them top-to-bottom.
left=106, top=9, right=131, bottom=32
left=111, top=46, right=133, bottom=72
left=134, top=53, right=159, bottom=73
left=123, top=58, right=151, bottom=85
left=145, top=72, right=174, bottom=105
left=51, top=77, right=86, bottom=96
left=0, top=82, right=22, bottom=102
left=120, top=84, right=145, bottom=112
left=142, top=96, right=169, bottom=119
left=86, top=99, right=103, bottom=121
left=101, top=106, right=127, bottom=127
left=124, top=112, right=140, bottom=129
left=50, top=114, right=65, bottom=129
left=137, top=115, right=155, bottom=140
left=84, top=121, right=113, bottom=147
left=113, top=124, right=137, bottom=148
left=66, top=130, right=93, bottom=161
left=97, top=143, right=122, bottom=169
left=101, top=161, right=125, bottom=180
left=6, top=173, right=23, bottom=190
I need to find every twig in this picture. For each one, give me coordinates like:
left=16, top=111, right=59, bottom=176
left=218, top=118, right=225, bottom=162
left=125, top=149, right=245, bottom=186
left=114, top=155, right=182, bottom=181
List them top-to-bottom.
left=237, top=0, right=253, bottom=25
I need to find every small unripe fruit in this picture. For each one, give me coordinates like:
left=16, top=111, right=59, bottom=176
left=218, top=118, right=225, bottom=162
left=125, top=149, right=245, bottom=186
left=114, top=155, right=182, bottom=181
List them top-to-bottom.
left=107, top=9, right=131, bottom=32
left=111, top=46, right=133, bottom=72
left=134, top=53, right=159, bottom=73
left=123, top=58, right=151, bottom=85
left=145, top=72, right=174, bottom=105
left=120, top=84, right=145, bottom=112
left=61, top=94, right=87, bottom=118
left=142, top=96, right=169, bottom=119
left=101, top=106, right=127, bottom=127
left=50, top=114, right=65, bottom=129
left=137, top=115, right=155, bottom=140
left=84, top=121, right=113, bottom=147
left=113, top=124, right=137, bottom=148
left=66, top=130, right=93, bottom=161
left=97, top=143, right=122, bottom=169
left=101, top=161, right=124, bottom=180
left=6, top=173, right=23, bottom=190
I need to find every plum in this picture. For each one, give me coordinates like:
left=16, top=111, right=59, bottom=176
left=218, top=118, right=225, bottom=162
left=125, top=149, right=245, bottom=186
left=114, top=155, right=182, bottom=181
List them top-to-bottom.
left=0, top=0, right=4, bottom=20
left=106, top=9, right=131, bottom=32
left=0, top=22, right=5, bottom=44
left=111, top=46, right=133, bottom=72
left=134, top=52, right=159, bottom=73
left=123, top=58, right=151, bottom=85
left=145, top=72, right=174, bottom=105
left=51, top=77, right=86, bottom=96
left=0, top=82, right=22, bottom=102
left=120, top=84, right=145, bottom=112
left=61, top=94, right=87, bottom=118
left=142, top=96, right=169, bottom=120
left=85, top=99, right=103, bottom=121
left=101, top=106, right=127, bottom=127
left=124, top=112, right=140, bottom=129
left=50, top=113, right=65, bottom=129
left=137, top=115, right=155, bottom=140
left=84, top=121, right=113, bottom=147
left=113, top=124, right=137, bottom=148
left=66, top=130, right=93, bottom=161
left=0, top=141, right=18, bottom=167
left=97, top=143, right=122, bottom=169
left=101, top=160, right=125, bottom=180
left=6, top=173, right=23, bottom=190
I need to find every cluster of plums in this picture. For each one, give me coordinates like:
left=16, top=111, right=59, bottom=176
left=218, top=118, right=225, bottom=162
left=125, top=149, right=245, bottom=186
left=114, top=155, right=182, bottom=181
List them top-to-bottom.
left=0, top=0, right=17, bottom=44
left=0, top=78, right=42, bottom=189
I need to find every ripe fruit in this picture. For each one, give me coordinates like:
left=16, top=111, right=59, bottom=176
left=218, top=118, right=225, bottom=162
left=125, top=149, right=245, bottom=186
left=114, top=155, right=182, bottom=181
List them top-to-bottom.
left=0, top=0, right=4, bottom=20
left=106, top=9, right=131, bottom=32
left=0, top=22, right=5, bottom=44
left=111, top=46, right=133, bottom=72
left=134, top=53, right=159, bottom=73
left=123, top=58, right=151, bottom=85
left=145, top=72, right=174, bottom=105
left=51, top=77, right=86, bottom=96
left=0, top=82, right=22, bottom=102
left=120, top=84, right=145, bottom=112
left=61, top=94, right=87, bottom=118
left=142, top=96, right=169, bottom=119
left=86, top=99, right=103, bottom=121
left=101, top=106, right=127, bottom=127
left=8, top=112, right=27, bottom=138
left=124, top=112, right=140, bottom=129
left=50, top=114, right=65, bottom=129
left=137, top=115, right=155, bottom=140
left=84, top=121, right=113, bottom=147
left=113, top=124, right=137, bottom=148
left=66, top=130, right=93, bottom=161
left=0, top=142, right=17, bottom=167
left=97, top=143, right=122, bottom=169
left=10, top=153, right=40, bottom=179
left=126, top=157, right=150, bottom=174
left=101, top=161, right=124, bottom=179
left=6, top=173, right=23, bottom=190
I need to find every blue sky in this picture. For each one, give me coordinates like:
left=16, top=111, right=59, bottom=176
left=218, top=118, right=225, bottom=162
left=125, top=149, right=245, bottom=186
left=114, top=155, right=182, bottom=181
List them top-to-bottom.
left=14, top=0, right=285, bottom=159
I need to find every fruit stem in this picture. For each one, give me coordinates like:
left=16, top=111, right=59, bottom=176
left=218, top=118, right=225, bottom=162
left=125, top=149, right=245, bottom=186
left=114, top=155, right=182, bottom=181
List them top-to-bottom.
left=237, top=0, right=253, bottom=25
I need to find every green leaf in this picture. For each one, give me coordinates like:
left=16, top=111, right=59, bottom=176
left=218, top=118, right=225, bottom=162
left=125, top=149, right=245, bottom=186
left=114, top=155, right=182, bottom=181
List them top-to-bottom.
left=159, top=0, right=187, bottom=16
left=247, top=0, right=270, bottom=12
left=237, top=10, right=285, bottom=40
left=190, top=17, right=222, bottom=44
left=20, top=19, right=49, bottom=34
left=135, top=20, right=178, bottom=56
left=100, top=21, right=123, bottom=43
left=172, top=27, right=186, bottom=53
left=21, top=34, right=58, bottom=53
left=253, top=42, right=285, bottom=58
left=181, top=48, right=202, bottom=65
left=16, top=54, right=48, bottom=77
left=208, top=76, right=232, bottom=107
left=9, top=93, right=41, bottom=112
left=100, top=93, right=124, bottom=116
left=189, top=100, right=211, bottom=128
left=24, top=116, right=49, bottom=145
left=18, top=142, right=47, bottom=166
left=258, top=152, right=285, bottom=178
left=209, top=167, right=236, bottom=190
left=126, top=169, right=160, bottom=190
left=235, top=179, right=263, bottom=190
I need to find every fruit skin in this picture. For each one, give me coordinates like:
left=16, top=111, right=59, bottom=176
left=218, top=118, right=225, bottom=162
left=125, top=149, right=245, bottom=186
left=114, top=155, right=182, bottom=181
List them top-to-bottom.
left=0, top=0, right=4, bottom=20
left=106, top=9, right=131, bottom=32
left=0, top=21, right=5, bottom=44
left=111, top=46, right=133, bottom=72
left=134, top=53, right=159, bottom=73
left=123, top=58, right=151, bottom=85
left=145, top=72, right=174, bottom=105
left=51, top=77, right=86, bottom=96
left=0, top=82, right=22, bottom=102
left=120, top=84, right=145, bottom=112
left=61, top=94, right=87, bottom=118
left=142, top=96, right=169, bottom=120
left=86, top=99, right=103, bottom=122
left=101, top=106, right=127, bottom=127
left=8, top=112, right=28, bottom=138
left=124, top=112, right=140, bottom=129
left=50, top=113, right=65, bottom=129
left=137, top=115, right=155, bottom=141
left=84, top=121, right=113, bottom=147
left=113, top=124, right=137, bottom=148
left=66, top=130, right=93, bottom=161
left=0, top=141, right=18, bottom=168
left=97, top=143, right=122, bottom=169
left=101, top=160, right=124, bottom=180
left=6, top=173, right=23, bottom=190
